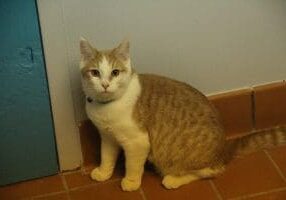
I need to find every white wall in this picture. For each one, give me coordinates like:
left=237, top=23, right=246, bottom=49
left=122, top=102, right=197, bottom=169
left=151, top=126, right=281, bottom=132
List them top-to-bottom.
left=47, top=0, right=286, bottom=121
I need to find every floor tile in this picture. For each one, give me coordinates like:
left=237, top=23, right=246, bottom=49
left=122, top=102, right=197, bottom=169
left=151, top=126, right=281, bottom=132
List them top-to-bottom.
left=254, top=82, right=286, bottom=129
left=208, top=89, right=253, bottom=138
left=267, top=145, right=286, bottom=177
left=213, top=151, right=286, bottom=199
left=64, top=168, right=123, bottom=189
left=141, top=170, right=218, bottom=200
left=64, top=171, right=96, bottom=189
left=0, top=175, right=64, bottom=200
left=69, top=180, right=143, bottom=200
left=246, top=189, right=286, bottom=200
left=33, top=192, right=69, bottom=200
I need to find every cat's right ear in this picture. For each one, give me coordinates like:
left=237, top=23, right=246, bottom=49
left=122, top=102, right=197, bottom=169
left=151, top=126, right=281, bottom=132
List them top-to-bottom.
left=80, top=37, right=96, bottom=61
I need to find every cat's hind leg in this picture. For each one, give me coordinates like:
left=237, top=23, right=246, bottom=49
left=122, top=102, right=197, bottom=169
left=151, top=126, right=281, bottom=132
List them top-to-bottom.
left=162, top=167, right=224, bottom=189
left=162, top=174, right=198, bottom=189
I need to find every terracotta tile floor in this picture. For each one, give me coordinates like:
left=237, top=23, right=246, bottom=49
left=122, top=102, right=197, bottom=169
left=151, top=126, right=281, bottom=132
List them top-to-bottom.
left=1, top=146, right=286, bottom=200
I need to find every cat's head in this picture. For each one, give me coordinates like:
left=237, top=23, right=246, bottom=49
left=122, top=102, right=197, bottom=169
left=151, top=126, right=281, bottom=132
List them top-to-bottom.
left=80, top=38, right=134, bottom=103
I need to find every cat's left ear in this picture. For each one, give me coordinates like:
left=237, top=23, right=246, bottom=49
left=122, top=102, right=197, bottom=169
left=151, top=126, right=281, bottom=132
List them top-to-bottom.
left=80, top=37, right=96, bottom=61
left=114, top=39, right=130, bottom=60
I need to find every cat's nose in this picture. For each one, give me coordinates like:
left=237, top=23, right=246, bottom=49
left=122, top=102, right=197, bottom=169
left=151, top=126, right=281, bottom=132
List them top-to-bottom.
left=101, top=83, right=109, bottom=89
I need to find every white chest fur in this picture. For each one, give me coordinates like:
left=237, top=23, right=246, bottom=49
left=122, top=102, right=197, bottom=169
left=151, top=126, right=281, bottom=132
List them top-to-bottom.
left=86, top=75, right=145, bottom=143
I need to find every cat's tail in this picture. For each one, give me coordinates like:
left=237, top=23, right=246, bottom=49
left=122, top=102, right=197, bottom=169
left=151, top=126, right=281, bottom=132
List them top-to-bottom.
left=223, top=125, right=286, bottom=163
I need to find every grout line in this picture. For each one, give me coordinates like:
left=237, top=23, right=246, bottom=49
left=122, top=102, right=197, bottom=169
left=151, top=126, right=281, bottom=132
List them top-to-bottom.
left=250, top=89, right=256, bottom=130
left=264, top=150, right=286, bottom=182
left=61, top=169, right=81, bottom=176
left=60, top=174, right=70, bottom=191
left=61, top=174, right=72, bottom=200
left=69, top=178, right=121, bottom=192
left=209, top=180, right=223, bottom=200
left=229, top=186, right=286, bottom=200
left=139, top=187, right=147, bottom=200
left=30, top=191, right=67, bottom=200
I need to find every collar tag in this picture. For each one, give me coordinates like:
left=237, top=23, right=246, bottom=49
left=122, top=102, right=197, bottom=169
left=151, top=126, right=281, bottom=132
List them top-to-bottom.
left=86, top=97, right=93, bottom=103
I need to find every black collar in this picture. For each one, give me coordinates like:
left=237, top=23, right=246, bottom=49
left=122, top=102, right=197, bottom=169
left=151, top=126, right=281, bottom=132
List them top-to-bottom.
left=86, top=97, right=114, bottom=104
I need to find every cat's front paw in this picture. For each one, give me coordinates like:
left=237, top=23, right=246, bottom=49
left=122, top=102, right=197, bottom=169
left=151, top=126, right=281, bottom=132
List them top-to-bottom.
left=90, top=167, right=112, bottom=182
left=121, top=177, right=141, bottom=191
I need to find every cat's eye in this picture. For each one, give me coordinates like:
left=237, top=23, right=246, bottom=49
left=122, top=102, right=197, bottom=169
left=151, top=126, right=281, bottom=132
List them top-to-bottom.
left=90, top=69, right=100, bottom=77
left=111, top=69, right=120, bottom=77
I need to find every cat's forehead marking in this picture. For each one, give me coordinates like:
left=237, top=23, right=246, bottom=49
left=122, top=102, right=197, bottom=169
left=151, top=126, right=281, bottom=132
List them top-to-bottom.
left=99, top=56, right=112, bottom=78
left=99, top=56, right=110, bottom=68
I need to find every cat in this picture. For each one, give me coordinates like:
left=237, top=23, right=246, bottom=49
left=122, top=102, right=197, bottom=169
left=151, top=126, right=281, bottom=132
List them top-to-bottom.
left=79, top=38, right=286, bottom=191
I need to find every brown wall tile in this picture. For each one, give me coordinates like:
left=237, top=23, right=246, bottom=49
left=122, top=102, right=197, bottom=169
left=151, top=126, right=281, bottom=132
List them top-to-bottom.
left=254, top=81, right=286, bottom=129
left=208, top=89, right=254, bottom=138
left=78, top=120, right=100, bottom=167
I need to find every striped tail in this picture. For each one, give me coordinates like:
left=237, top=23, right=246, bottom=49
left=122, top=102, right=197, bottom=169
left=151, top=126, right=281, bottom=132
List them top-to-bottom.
left=223, top=126, right=286, bottom=162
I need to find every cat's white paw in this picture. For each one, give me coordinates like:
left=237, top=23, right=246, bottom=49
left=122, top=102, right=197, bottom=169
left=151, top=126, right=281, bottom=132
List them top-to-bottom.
left=90, top=167, right=112, bottom=182
left=162, top=175, right=182, bottom=189
left=121, top=177, right=141, bottom=191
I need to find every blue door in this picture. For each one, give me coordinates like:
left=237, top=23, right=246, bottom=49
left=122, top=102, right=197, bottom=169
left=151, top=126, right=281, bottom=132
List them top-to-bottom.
left=0, top=0, right=58, bottom=185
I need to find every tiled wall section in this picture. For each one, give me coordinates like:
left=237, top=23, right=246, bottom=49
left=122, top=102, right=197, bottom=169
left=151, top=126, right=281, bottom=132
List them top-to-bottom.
left=80, top=81, right=286, bottom=166
left=210, top=81, right=286, bottom=137
left=254, top=82, right=286, bottom=129
left=208, top=89, right=254, bottom=138
left=78, top=121, right=100, bottom=167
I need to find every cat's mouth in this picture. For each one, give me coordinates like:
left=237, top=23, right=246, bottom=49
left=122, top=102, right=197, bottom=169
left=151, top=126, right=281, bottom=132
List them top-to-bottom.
left=101, top=90, right=111, bottom=94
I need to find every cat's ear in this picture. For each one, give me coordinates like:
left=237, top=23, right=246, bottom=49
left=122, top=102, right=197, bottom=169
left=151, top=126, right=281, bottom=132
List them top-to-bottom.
left=80, top=37, right=96, bottom=61
left=113, top=39, right=130, bottom=60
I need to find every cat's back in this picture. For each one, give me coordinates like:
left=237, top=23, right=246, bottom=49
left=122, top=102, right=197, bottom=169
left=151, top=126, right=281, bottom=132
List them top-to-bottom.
left=135, top=73, right=219, bottom=120
left=138, top=74, right=207, bottom=101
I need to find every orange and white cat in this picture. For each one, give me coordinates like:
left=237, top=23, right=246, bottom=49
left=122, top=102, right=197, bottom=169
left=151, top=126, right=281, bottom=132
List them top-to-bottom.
left=80, top=38, right=286, bottom=191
